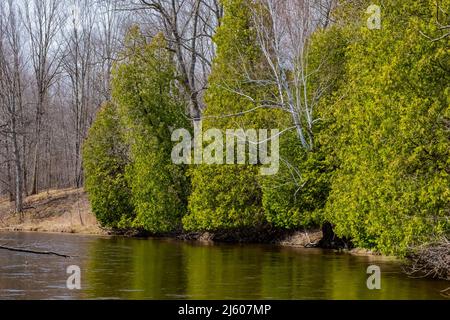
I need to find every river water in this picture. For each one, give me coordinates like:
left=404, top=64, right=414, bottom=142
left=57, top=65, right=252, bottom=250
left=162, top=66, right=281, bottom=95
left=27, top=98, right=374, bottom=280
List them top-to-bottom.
left=0, top=231, right=448, bottom=300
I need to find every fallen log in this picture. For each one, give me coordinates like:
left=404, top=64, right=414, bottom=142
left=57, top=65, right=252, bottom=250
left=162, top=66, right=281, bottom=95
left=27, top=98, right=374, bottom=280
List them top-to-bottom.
left=0, top=244, right=73, bottom=258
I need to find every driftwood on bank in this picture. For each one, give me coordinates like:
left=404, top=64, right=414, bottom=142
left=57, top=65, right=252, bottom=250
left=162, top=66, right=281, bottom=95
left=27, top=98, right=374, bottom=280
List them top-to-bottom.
left=405, top=238, right=450, bottom=281
left=0, top=244, right=73, bottom=258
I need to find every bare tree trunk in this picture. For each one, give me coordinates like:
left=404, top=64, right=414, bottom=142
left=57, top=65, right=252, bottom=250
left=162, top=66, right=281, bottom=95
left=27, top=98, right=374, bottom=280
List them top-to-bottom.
left=0, top=0, right=25, bottom=212
left=30, top=110, right=41, bottom=195
left=11, top=115, right=23, bottom=213
left=45, top=129, right=51, bottom=192
left=21, top=135, right=27, bottom=197
left=5, top=139, right=14, bottom=202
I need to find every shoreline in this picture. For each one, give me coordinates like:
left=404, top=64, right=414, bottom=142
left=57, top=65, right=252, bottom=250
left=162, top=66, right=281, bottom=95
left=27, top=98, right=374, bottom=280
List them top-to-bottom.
left=0, top=188, right=389, bottom=258
left=0, top=188, right=105, bottom=236
left=0, top=221, right=106, bottom=235
left=0, top=224, right=387, bottom=259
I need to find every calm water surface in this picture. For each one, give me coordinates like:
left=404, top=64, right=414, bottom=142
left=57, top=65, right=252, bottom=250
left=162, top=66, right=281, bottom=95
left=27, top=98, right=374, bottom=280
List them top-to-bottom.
left=0, top=231, right=448, bottom=299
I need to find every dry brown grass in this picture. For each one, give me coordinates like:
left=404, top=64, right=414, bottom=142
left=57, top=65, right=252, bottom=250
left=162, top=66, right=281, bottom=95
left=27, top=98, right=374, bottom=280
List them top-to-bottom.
left=0, top=188, right=105, bottom=235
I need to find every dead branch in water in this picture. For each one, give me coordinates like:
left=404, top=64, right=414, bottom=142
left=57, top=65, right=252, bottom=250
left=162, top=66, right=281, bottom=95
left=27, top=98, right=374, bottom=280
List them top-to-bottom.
left=405, top=238, right=450, bottom=280
left=0, top=244, right=73, bottom=258
left=441, top=287, right=450, bottom=298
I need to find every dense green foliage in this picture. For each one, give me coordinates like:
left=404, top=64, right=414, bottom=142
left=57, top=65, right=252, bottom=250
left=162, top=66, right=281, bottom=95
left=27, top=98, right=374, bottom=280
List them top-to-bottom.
left=84, top=0, right=449, bottom=256
left=183, top=0, right=285, bottom=231
left=317, top=0, right=450, bottom=255
left=84, top=30, right=190, bottom=233
left=112, top=30, right=190, bottom=233
left=83, top=102, right=134, bottom=228
left=261, top=133, right=330, bottom=229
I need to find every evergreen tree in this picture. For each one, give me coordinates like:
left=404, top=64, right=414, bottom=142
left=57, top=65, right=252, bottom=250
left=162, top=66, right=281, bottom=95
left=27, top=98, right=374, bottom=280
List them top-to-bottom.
left=183, top=0, right=284, bottom=231
left=321, top=0, right=450, bottom=254
left=112, top=29, right=190, bottom=233
left=83, top=102, right=134, bottom=228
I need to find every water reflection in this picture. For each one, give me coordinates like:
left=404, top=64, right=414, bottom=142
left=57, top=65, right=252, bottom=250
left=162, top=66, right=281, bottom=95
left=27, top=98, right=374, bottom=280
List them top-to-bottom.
left=0, top=232, right=448, bottom=299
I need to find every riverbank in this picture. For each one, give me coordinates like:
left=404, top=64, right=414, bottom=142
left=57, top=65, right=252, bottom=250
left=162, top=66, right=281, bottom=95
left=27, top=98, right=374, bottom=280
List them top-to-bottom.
left=0, top=188, right=105, bottom=235
left=0, top=188, right=384, bottom=256
left=0, top=188, right=328, bottom=248
left=3, top=188, right=448, bottom=281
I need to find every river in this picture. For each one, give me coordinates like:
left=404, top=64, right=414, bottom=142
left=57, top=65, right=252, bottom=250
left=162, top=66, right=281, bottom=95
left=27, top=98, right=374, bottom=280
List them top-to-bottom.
left=0, top=231, right=448, bottom=299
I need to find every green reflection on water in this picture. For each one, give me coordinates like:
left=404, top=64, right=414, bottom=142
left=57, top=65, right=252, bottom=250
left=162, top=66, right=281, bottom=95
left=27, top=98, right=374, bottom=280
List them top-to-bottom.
left=83, top=237, right=448, bottom=300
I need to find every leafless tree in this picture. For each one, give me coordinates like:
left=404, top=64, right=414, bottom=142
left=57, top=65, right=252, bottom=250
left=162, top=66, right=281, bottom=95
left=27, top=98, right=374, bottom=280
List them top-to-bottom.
left=0, top=0, right=26, bottom=213
left=0, top=0, right=132, bottom=202
left=24, top=0, right=64, bottom=195
left=62, top=0, right=97, bottom=188
left=95, top=0, right=126, bottom=100
left=129, top=0, right=223, bottom=121
left=246, top=0, right=335, bottom=150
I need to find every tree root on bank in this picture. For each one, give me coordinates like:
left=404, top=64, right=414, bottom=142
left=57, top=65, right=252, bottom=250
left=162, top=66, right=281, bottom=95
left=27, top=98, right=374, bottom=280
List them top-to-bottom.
left=0, top=244, right=73, bottom=258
